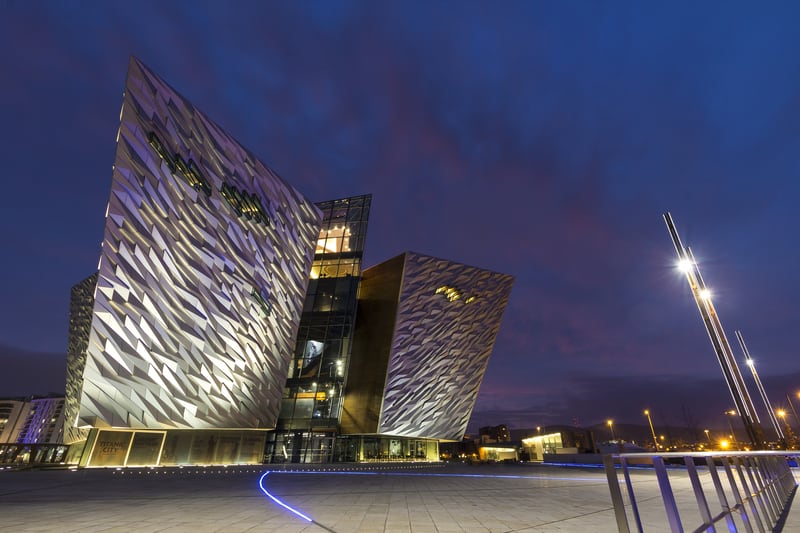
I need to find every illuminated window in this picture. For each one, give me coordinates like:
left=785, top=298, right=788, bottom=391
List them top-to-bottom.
left=316, top=225, right=351, bottom=254
left=434, top=285, right=479, bottom=304
left=435, top=285, right=462, bottom=301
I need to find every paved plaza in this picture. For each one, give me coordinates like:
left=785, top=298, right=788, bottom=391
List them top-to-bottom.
left=0, top=462, right=798, bottom=532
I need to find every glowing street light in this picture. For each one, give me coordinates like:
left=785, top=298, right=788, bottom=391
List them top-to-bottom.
left=664, top=213, right=765, bottom=449
left=737, top=331, right=784, bottom=444
left=788, top=394, right=800, bottom=433
left=644, top=409, right=658, bottom=450
left=724, top=410, right=738, bottom=447
left=607, top=419, right=615, bottom=441
left=704, top=429, right=711, bottom=443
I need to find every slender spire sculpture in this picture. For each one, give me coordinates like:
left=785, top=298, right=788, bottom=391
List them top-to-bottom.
left=663, top=213, right=765, bottom=449
left=735, top=330, right=784, bottom=444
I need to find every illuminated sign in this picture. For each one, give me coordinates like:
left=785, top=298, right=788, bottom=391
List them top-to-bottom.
left=148, top=131, right=270, bottom=226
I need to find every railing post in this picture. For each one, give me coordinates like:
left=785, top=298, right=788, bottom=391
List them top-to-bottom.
left=605, top=451, right=798, bottom=533
left=604, top=454, right=632, bottom=533
left=653, top=455, right=683, bottom=532
left=705, top=455, right=737, bottom=532
left=620, top=456, right=644, bottom=532
left=684, top=456, right=713, bottom=529
left=744, top=456, right=777, bottom=523
left=724, top=457, right=761, bottom=533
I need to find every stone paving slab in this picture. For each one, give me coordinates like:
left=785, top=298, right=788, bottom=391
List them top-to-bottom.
left=3, top=462, right=795, bottom=532
left=0, top=464, right=620, bottom=532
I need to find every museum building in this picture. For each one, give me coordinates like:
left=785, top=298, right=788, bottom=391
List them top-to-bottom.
left=65, top=58, right=513, bottom=467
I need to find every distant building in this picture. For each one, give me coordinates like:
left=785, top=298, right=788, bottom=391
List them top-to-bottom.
left=0, top=395, right=69, bottom=464
left=15, top=396, right=66, bottom=444
left=0, top=398, right=28, bottom=444
left=479, top=424, right=511, bottom=443
left=521, top=426, right=597, bottom=461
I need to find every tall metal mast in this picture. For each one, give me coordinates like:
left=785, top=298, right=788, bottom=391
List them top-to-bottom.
left=663, top=213, right=765, bottom=449
left=735, top=330, right=784, bottom=443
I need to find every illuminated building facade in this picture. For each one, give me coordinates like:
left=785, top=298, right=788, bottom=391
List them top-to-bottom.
left=66, top=57, right=321, bottom=467
left=62, top=58, right=513, bottom=467
left=264, top=195, right=370, bottom=463
left=336, top=252, right=514, bottom=462
left=64, top=273, right=96, bottom=448
left=0, top=396, right=70, bottom=464
left=0, top=398, right=29, bottom=444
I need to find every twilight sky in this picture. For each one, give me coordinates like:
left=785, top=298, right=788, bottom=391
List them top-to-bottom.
left=1, top=2, right=799, bottom=436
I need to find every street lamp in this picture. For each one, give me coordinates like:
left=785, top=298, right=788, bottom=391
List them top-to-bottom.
left=664, top=214, right=765, bottom=450
left=738, top=332, right=784, bottom=445
left=788, top=394, right=800, bottom=433
left=644, top=409, right=658, bottom=450
left=724, top=410, right=738, bottom=447
left=777, top=410, right=789, bottom=448
left=607, top=419, right=615, bottom=441
left=704, top=429, right=711, bottom=444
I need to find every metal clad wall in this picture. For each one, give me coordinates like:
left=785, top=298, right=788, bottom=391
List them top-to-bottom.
left=77, top=58, right=321, bottom=430
left=378, top=252, right=514, bottom=440
left=340, top=254, right=405, bottom=435
left=64, top=273, right=97, bottom=444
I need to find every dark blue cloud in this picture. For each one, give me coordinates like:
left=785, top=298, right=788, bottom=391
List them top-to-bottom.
left=1, top=1, right=798, bottom=430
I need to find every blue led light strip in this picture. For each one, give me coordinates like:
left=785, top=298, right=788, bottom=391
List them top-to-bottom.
left=257, top=469, right=602, bottom=524
left=258, top=472, right=313, bottom=522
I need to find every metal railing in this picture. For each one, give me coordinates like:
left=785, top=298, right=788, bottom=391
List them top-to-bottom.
left=604, top=451, right=798, bottom=532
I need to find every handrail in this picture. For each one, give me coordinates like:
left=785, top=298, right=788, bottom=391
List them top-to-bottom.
left=604, top=451, right=798, bottom=532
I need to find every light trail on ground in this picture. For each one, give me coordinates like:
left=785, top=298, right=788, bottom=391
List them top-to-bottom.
left=256, top=468, right=605, bottom=525
left=257, top=472, right=313, bottom=523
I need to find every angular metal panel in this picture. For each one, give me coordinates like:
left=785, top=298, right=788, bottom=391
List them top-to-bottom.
left=77, top=58, right=321, bottom=430
left=378, top=252, right=514, bottom=440
left=64, top=273, right=97, bottom=444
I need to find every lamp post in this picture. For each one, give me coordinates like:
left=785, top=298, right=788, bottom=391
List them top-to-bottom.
left=664, top=214, right=765, bottom=449
left=737, top=331, right=784, bottom=444
left=788, top=393, right=800, bottom=434
left=644, top=409, right=658, bottom=450
left=725, top=410, right=738, bottom=448
left=777, top=410, right=792, bottom=449
left=607, top=419, right=615, bottom=441
left=704, top=429, right=711, bottom=445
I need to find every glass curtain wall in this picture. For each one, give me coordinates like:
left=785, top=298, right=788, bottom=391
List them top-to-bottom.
left=267, top=195, right=371, bottom=463
left=333, top=436, right=439, bottom=462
